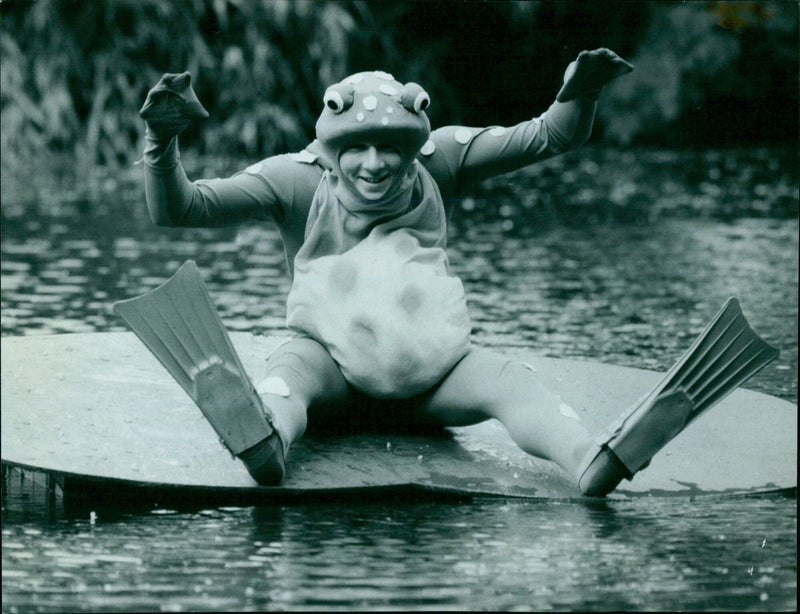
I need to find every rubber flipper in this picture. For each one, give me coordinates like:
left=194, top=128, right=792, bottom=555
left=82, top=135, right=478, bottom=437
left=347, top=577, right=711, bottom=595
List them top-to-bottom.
left=113, top=261, right=284, bottom=483
left=579, top=298, right=779, bottom=495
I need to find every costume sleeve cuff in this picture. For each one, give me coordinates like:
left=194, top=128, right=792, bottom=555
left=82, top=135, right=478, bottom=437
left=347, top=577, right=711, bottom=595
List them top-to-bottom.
left=143, top=132, right=181, bottom=171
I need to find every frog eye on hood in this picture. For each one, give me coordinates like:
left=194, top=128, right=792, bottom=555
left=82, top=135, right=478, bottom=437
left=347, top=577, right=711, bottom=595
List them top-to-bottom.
left=323, top=83, right=355, bottom=113
left=399, top=83, right=430, bottom=113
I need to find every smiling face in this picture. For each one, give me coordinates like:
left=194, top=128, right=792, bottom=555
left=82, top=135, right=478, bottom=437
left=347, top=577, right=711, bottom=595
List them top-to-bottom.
left=338, top=144, right=404, bottom=201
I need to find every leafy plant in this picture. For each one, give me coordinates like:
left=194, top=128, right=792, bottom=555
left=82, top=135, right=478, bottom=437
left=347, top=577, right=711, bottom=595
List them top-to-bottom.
left=1, top=0, right=796, bottom=206
left=598, top=1, right=798, bottom=146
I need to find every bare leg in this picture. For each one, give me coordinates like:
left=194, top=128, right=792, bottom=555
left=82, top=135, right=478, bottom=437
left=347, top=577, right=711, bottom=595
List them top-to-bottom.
left=257, top=337, right=352, bottom=450
left=416, top=348, right=596, bottom=481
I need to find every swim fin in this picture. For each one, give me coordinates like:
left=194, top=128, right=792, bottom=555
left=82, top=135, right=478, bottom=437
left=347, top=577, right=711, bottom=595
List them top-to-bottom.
left=113, top=260, right=285, bottom=485
left=578, top=298, right=779, bottom=496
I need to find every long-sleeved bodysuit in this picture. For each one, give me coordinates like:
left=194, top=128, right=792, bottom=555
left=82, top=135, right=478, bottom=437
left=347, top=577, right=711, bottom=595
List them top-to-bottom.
left=143, top=97, right=597, bottom=399
left=145, top=99, right=595, bottom=262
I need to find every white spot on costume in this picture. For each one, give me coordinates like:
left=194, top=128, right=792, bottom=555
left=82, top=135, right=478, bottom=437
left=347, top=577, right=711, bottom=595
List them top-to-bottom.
left=363, top=95, right=378, bottom=111
left=454, top=128, right=473, bottom=144
left=420, top=140, right=436, bottom=156
left=288, top=150, right=318, bottom=164
left=244, top=161, right=265, bottom=174
left=257, top=377, right=291, bottom=398
left=558, top=402, right=581, bottom=422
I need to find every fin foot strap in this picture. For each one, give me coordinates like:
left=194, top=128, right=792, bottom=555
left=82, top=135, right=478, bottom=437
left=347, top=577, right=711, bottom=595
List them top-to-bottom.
left=194, top=363, right=275, bottom=456
left=609, top=389, right=694, bottom=475
left=578, top=390, right=693, bottom=495
left=239, top=434, right=286, bottom=485
left=576, top=445, right=631, bottom=497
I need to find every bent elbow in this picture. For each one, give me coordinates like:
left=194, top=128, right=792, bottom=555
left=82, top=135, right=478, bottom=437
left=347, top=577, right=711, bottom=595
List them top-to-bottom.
left=544, top=98, right=597, bottom=153
left=548, top=126, right=590, bottom=153
left=568, top=131, right=591, bottom=150
left=147, top=205, right=179, bottom=227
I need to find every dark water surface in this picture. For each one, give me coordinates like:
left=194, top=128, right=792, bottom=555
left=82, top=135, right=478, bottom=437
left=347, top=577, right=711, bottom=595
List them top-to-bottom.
left=2, top=148, right=797, bottom=611
left=2, top=489, right=796, bottom=612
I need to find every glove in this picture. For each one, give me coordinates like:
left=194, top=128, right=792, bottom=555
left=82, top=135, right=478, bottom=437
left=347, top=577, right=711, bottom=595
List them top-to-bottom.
left=557, top=48, right=633, bottom=102
left=140, top=71, right=209, bottom=140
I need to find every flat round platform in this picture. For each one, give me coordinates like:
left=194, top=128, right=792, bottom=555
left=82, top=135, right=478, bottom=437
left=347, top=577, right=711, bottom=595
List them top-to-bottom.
left=1, top=333, right=796, bottom=501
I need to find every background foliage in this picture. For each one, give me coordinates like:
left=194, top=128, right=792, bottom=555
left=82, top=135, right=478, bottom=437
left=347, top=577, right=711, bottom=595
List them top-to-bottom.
left=1, top=0, right=797, bottom=191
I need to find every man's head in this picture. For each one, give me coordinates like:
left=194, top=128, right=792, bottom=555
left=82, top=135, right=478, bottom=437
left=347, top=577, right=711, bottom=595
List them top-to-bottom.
left=315, top=71, right=431, bottom=201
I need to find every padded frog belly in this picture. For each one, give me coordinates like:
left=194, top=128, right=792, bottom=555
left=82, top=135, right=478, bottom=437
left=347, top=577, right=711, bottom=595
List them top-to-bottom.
left=287, top=230, right=471, bottom=398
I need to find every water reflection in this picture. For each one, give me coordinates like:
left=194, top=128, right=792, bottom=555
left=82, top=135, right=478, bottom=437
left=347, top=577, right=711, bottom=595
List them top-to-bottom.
left=3, top=477, right=795, bottom=611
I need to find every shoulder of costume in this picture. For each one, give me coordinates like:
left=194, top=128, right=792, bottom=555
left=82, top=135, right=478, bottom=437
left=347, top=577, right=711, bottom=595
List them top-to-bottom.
left=291, top=140, right=334, bottom=171
left=239, top=141, right=331, bottom=177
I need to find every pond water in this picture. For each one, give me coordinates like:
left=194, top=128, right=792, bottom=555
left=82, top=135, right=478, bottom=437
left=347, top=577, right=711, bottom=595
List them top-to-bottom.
left=2, top=147, right=797, bottom=611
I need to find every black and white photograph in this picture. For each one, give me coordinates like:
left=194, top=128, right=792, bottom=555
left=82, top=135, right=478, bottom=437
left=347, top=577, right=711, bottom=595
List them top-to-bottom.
left=2, top=0, right=797, bottom=611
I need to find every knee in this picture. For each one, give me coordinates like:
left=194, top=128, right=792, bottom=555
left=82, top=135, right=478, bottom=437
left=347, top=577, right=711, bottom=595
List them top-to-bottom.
left=266, top=338, right=344, bottom=393
left=472, top=353, right=544, bottom=416
left=497, top=359, right=539, bottom=386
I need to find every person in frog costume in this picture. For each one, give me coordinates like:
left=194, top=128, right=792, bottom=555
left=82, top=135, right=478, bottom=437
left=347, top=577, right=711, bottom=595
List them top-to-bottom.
left=137, top=49, right=639, bottom=496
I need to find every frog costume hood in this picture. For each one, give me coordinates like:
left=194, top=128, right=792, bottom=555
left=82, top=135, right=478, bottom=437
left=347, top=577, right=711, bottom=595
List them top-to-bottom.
left=315, top=71, right=432, bottom=205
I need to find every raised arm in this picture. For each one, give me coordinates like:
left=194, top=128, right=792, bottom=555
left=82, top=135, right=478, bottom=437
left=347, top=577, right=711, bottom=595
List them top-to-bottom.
left=423, top=49, right=633, bottom=194
left=140, top=72, right=285, bottom=227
